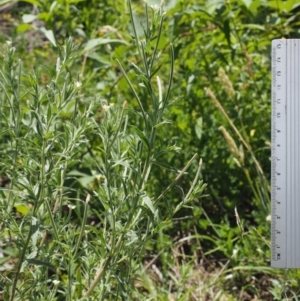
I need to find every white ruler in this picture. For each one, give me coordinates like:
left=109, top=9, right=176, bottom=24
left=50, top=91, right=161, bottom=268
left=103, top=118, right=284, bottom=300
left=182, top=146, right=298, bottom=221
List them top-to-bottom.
left=271, top=39, right=300, bottom=268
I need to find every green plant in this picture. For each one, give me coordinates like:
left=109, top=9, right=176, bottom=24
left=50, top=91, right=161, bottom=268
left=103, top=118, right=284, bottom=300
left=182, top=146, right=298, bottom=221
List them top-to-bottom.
left=4, top=0, right=300, bottom=299
left=14, top=0, right=127, bottom=42
left=0, top=1, right=205, bottom=299
left=0, top=38, right=94, bottom=300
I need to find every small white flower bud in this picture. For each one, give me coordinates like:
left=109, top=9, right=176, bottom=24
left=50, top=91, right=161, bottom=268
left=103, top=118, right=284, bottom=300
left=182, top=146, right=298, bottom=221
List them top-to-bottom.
left=75, top=81, right=82, bottom=88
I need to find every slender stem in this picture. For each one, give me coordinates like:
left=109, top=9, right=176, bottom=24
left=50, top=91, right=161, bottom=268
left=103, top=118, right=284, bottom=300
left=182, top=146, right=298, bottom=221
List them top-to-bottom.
left=128, top=0, right=147, bottom=74
left=145, top=4, right=149, bottom=39
left=149, top=16, right=164, bottom=73
left=160, top=44, right=174, bottom=115
left=6, top=59, right=22, bottom=213
left=116, top=59, right=147, bottom=122
left=107, top=103, right=126, bottom=151
left=103, top=106, right=126, bottom=251
left=140, top=126, right=155, bottom=189
left=34, top=138, right=59, bottom=241
left=154, top=153, right=198, bottom=204
left=184, top=158, right=202, bottom=202
left=73, top=194, right=90, bottom=257
left=44, top=198, right=59, bottom=241
left=84, top=222, right=129, bottom=297
left=9, top=224, right=32, bottom=301
left=83, top=255, right=112, bottom=297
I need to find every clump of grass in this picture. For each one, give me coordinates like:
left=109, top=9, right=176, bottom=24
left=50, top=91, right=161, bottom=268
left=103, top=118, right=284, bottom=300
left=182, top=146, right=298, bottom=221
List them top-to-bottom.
left=205, top=86, right=269, bottom=209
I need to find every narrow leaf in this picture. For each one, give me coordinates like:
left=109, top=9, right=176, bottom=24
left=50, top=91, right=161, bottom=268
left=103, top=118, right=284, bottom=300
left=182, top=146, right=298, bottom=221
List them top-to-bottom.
left=84, top=38, right=128, bottom=52
left=26, top=258, right=55, bottom=270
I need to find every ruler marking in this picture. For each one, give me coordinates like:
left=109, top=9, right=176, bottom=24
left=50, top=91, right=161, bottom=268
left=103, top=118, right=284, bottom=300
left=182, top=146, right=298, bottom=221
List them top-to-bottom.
left=271, top=39, right=287, bottom=268
left=272, top=39, right=300, bottom=268
left=287, top=40, right=290, bottom=267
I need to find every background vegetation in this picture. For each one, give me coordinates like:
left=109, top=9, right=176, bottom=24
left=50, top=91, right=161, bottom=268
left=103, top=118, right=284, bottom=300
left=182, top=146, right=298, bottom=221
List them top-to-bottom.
left=1, top=0, right=300, bottom=300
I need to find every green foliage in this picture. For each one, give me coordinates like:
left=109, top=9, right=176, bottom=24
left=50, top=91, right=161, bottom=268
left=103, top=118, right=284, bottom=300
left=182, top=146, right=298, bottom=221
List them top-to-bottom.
left=2, top=0, right=300, bottom=299
left=17, top=0, right=128, bottom=41
left=0, top=2, right=205, bottom=300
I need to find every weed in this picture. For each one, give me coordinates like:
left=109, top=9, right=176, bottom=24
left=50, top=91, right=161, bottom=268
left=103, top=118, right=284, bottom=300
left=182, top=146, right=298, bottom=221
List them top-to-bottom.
left=0, top=1, right=205, bottom=299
